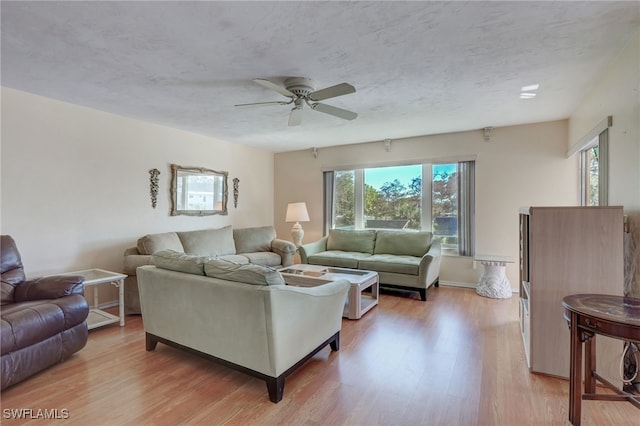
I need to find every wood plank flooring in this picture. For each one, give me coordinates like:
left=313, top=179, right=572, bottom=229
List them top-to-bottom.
left=1, top=286, right=638, bottom=425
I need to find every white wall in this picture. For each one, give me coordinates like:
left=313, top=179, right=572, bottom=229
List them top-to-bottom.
left=569, top=29, right=640, bottom=297
left=1, top=88, right=275, bottom=278
left=274, top=120, right=577, bottom=290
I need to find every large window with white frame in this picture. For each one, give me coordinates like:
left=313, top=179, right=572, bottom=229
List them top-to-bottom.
left=324, top=161, right=475, bottom=256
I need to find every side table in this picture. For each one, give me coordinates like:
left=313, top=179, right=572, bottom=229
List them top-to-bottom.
left=474, top=255, right=514, bottom=299
left=58, top=268, right=127, bottom=330
left=562, top=294, right=640, bottom=425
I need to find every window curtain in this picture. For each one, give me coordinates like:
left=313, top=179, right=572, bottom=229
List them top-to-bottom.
left=458, top=161, right=475, bottom=256
left=323, top=171, right=334, bottom=235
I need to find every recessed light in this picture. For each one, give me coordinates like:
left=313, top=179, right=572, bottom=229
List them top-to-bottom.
left=521, top=84, right=540, bottom=91
left=520, top=92, right=536, bottom=99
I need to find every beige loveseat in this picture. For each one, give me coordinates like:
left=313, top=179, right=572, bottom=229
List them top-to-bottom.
left=123, top=225, right=296, bottom=314
left=300, top=229, right=441, bottom=301
left=137, top=253, right=349, bottom=403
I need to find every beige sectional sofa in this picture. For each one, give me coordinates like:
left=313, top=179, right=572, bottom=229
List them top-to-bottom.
left=123, top=225, right=296, bottom=314
left=299, top=229, right=441, bottom=301
left=137, top=252, right=349, bottom=403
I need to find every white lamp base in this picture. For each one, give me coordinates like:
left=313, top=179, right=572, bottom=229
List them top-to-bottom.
left=291, top=222, right=304, bottom=246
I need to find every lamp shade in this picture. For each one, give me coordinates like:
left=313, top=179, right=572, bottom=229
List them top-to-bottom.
left=285, top=202, right=310, bottom=222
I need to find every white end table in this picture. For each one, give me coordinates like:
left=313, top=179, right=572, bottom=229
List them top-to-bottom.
left=474, top=255, right=514, bottom=299
left=57, top=269, right=127, bottom=329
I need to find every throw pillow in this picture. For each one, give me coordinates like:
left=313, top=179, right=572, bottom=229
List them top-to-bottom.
left=177, top=226, right=236, bottom=257
left=327, top=229, right=377, bottom=254
left=152, top=250, right=209, bottom=275
left=204, top=259, right=285, bottom=286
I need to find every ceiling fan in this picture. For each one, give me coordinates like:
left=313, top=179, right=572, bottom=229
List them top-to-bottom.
left=235, top=77, right=358, bottom=126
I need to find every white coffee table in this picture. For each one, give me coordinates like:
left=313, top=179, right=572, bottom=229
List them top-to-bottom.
left=279, top=264, right=379, bottom=319
left=56, top=268, right=127, bottom=329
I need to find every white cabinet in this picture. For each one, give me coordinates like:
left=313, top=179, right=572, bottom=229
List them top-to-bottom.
left=519, top=206, right=624, bottom=383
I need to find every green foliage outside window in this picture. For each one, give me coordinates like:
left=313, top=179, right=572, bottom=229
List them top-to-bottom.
left=334, top=166, right=459, bottom=233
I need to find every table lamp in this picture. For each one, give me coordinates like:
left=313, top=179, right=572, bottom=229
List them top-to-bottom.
left=285, top=202, right=310, bottom=246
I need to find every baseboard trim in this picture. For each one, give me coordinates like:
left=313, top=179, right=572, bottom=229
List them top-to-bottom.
left=439, top=280, right=518, bottom=294
left=439, top=280, right=476, bottom=289
left=98, top=301, right=119, bottom=309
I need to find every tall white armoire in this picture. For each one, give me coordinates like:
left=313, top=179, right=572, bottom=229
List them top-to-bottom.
left=519, top=206, right=624, bottom=386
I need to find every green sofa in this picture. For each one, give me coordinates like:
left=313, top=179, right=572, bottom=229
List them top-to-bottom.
left=123, top=225, right=296, bottom=314
left=299, top=229, right=441, bottom=301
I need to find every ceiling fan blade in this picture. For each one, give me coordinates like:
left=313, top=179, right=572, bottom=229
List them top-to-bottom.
left=253, top=78, right=295, bottom=98
left=308, top=83, right=356, bottom=101
left=234, top=101, right=291, bottom=109
left=311, top=102, right=358, bottom=121
left=288, top=107, right=303, bottom=126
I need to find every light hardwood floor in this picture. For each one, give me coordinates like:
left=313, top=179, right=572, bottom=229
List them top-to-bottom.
left=2, top=286, right=637, bottom=425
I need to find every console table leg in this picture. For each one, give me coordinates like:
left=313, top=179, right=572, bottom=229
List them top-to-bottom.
left=569, top=311, right=582, bottom=426
left=585, top=335, right=596, bottom=394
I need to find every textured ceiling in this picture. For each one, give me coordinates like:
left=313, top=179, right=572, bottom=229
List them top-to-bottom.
left=2, top=1, right=639, bottom=152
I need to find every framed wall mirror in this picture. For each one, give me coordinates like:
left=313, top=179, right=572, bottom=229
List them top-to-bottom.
left=170, top=164, right=228, bottom=216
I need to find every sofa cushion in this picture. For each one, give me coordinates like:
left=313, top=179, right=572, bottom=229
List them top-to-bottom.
left=177, top=226, right=236, bottom=257
left=233, top=226, right=275, bottom=254
left=327, top=229, right=377, bottom=254
left=374, top=230, right=432, bottom=257
left=137, top=232, right=183, bottom=255
left=152, top=250, right=209, bottom=275
left=307, top=251, right=372, bottom=269
left=241, top=252, right=282, bottom=267
left=218, top=254, right=250, bottom=264
left=358, top=254, right=421, bottom=275
left=204, top=259, right=285, bottom=286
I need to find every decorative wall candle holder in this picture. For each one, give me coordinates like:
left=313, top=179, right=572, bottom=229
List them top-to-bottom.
left=149, top=168, right=160, bottom=209
left=233, top=178, right=240, bottom=208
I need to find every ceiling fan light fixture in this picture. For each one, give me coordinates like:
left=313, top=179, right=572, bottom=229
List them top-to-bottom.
left=237, top=77, right=358, bottom=126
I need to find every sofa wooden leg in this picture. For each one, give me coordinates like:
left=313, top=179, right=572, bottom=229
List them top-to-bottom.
left=434, top=277, right=440, bottom=288
left=419, top=289, right=427, bottom=301
left=145, top=333, right=158, bottom=351
left=330, top=333, right=340, bottom=351
left=266, top=376, right=285, bottom=403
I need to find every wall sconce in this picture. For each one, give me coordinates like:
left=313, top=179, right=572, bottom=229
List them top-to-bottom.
left=384, top=139, right=392, bottom=152
left=311, top=147, right=318, bottom=159
left=149, top=168, right=160, bottom=209
left=285, top=202, right=310, bottom=246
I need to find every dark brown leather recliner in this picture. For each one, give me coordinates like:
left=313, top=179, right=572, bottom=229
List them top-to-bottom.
left=1, top=235, right=89, bottom=389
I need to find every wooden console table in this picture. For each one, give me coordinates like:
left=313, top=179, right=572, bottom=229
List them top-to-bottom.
left=562, top=294, right=640, bottom=425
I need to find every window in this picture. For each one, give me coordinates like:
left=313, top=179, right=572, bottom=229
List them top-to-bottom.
left=580, top=129, right=608, bottom=206
left=325, top=161, right=475, bottom=256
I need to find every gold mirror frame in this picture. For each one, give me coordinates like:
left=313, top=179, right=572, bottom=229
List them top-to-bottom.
left=170, top=164, right=228, bottom=216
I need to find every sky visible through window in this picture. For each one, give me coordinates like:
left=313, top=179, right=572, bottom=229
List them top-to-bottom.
left=364, top=164, right=456, bottom=189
